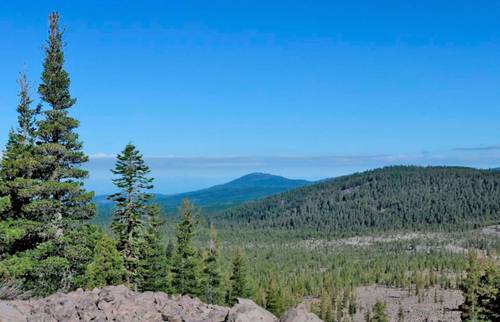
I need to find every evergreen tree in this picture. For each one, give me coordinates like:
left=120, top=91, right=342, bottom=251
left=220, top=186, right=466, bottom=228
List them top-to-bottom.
left=30, top=12, right=94, bottom=230
left=0, top=14, right=101, bottom=296
left=0, top=69, right=39, bottom=220
left=15, top=70, right=38, bottom=144
left=109, top=143, right=153, bottom=289
left=171, top=199, right=202, bottom=296
left=138, top=205, right=169, bottom=292
left=202, top=225, right=222, bottom=304
left=84, top=234, right=125, bottom=289
left=166, top=239, right=175, bottom=259
left=229, top=248, right=251, bottom=304
left=460, top=251, right=500, bottom=321
left=460, top=251, right=484, bottom=321
left=482, top=263, right=500, bottom=321
left=265, top=277, right=284, bottom=316
left=348, top=289, right=358, bottom=316
left=318, top=291, right=332, bottom=322
left=371, top=300, right=389, bottom=322
left=397, top=304, right=404, bottom=322
left=364, top=310, right=371, bottom=322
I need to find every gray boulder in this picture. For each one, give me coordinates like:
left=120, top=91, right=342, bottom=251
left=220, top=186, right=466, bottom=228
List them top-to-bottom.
left=225, top=298, right=278, bottom=322
left=0, top=302, right=27, bottom=322
left=280, top=303, right=323, bottom=322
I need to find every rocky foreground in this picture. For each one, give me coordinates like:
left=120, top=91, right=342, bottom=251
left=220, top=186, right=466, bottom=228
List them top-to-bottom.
left=0, top=285, right=322, bottom=322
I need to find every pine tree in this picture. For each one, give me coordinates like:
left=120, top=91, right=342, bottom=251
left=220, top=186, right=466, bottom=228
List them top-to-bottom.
left=0, top=12, right=99, bottom=297
left=30, top=12, right=94, bottom=230
left=0, top=69, right=39, bottom=220
left=15, top=70, right=38, bottom=144
left=109, top=143, right=153, bottom=289
left=171, top=199, right=202, bottom=296
left=138, top=205, right=169, bottom=292
left=202, top=225, right=222, bottom=304
left=84, top=234, right=125, bottom=289
left=166, top=239, right=175, bottom=259
left=229, top=248, right=251, bottom=304
left=460, top=251, right=484, bottom=321
left=460, top=251, right=500, bottom=321
left=482, top=262, right=500, bottom=321
left=265, top=277, right=284, bottom=316
left=348, top=289, right=358, bottom=316
left=318, top=291, right=332, bottom=322
left=371, top=300, right=389, bottom=322
left=397, top=304, right=404, bottom=322
left=364, top=310, right=371, bottom=322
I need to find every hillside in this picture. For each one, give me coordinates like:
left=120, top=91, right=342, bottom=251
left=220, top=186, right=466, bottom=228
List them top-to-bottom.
left=213, top=166, right=500, bottom=236
left=93, top=173, right=310, bottom=225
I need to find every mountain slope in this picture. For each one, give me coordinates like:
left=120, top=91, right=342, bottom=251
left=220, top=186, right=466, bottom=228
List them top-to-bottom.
left=213, top=166, right=500, bottom=236
left=157, top=172, right=310, bottom=210
left=93, top=173, right=310, bottom=225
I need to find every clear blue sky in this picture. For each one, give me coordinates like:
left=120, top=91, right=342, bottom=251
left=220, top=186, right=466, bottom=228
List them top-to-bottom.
left=1, top=1, right=500, bottom=193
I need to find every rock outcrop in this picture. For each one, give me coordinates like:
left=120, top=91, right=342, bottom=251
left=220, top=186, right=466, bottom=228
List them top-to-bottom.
left=0, top=285, right=323, bottom=322
left=0, top=285, right=228, bottom=322
left=226, top=298, right=278, bottom=322
left=280, top=303, right=323, bottom=322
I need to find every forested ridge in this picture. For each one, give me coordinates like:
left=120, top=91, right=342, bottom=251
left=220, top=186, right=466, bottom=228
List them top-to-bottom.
left=214, top=166, right=500, bottom=236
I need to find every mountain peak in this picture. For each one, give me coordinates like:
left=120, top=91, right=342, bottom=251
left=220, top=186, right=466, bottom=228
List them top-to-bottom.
left=233, top=172, right=283, bottom=181
left=242, top=172, right=274, bottom=178
left=94, top=173, right=310, bottom=221
left=227, top=173, right=309, bottom=187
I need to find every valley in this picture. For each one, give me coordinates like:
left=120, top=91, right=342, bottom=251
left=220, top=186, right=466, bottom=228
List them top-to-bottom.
left=89, top=165, right=500, bottom=320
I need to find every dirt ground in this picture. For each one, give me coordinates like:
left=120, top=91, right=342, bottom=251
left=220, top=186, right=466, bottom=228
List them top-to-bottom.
left=353, top=285, right=463, bottom=322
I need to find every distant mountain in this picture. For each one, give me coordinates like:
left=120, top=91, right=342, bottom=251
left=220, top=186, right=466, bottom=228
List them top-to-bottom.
left=213, top=166, right=500, bottom=237
left=92, top=173, right=310, bottom=225
left=157, top=173, right=310, bottom=210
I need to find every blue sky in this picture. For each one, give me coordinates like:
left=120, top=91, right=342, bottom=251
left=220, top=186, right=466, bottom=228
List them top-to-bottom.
left=1, top=1, right=500, bottom=193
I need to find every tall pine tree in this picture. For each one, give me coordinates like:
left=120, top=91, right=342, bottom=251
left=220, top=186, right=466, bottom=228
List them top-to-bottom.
left=0, top=12, right=101, bottom=297
left=30, top=12, right=94, bottom=230
left=0, top=69, right=39, bottom=220
left=109, top=143, right=153, bottom=289
left=171, top=199, right=202, bottom=296
left=138, top=205, right=169, bottom=292
left=202, top=225, right=222, bottom=304
left=228, top=248, right=251, bottom=304
left=460, top=251, right=484, bottom=321
left=265, top=276, right=284, bottom=316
